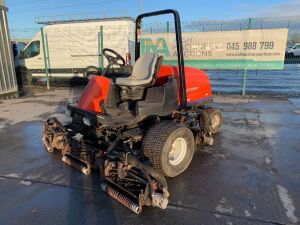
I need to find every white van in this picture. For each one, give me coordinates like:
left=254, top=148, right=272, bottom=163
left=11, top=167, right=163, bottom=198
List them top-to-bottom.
left=15, top=17, right=135, bottom=80
left=286, top=43, right=300, bottom=57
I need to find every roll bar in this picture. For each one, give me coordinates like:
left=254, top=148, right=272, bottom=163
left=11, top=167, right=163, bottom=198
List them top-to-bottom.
left=135, top=9, right=187, bottom=109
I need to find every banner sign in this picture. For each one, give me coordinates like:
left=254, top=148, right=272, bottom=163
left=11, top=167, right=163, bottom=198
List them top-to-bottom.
left=140, top=29, right=288, bottom=69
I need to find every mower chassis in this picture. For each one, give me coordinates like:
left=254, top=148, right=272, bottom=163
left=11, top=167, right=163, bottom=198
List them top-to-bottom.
left=42, top=9, right=223, bottom=214
left=43, top=117, right=169, bottom=214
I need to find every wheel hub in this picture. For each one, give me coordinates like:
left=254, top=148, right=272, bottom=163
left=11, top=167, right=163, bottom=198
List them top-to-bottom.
left=211, top=114, right=220, bottom=129
left=169, top=137, right=187, bottom=166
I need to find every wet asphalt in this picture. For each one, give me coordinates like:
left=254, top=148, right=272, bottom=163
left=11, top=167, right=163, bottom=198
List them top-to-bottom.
left=0, top=87, right=299, bottom=225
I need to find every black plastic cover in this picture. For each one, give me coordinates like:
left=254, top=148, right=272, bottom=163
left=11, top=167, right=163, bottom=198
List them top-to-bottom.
left=137, top=77, right=178, bottom=117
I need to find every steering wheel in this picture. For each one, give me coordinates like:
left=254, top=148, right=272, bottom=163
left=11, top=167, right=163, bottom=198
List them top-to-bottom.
left=103, top=48, right=125, bottom=67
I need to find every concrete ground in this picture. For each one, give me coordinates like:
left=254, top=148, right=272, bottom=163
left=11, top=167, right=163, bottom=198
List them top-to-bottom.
left=0, top=87, right=299, bottom=225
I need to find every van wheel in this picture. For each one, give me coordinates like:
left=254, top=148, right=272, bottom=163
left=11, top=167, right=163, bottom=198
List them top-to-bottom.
left=16, top=66, right=32, bottom=85
left=84, top=66, right=99, bottom=79
left=205, top=108, right=223, bottom=134
left=142, top=122, right=195, bottom=177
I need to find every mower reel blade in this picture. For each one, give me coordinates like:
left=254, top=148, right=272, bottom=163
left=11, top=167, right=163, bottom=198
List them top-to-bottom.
left=43, top=117, right=100, bottom=175
left=62, top=155, right=91, bottom=175
left=102, top=155, right=169, bottom=213
left=101, top=182, right=142, bottom=214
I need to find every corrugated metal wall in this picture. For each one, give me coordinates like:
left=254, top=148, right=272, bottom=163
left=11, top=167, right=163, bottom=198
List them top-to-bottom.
left=0, top=0, right=18, bottom=97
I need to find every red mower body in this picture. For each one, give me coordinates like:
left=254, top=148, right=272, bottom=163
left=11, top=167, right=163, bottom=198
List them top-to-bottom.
left=78, top=65, right=212, bottom=113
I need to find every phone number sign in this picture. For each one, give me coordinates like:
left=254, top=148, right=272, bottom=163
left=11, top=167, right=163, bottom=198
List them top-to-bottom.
left=140, top=28, right=288, bottom=70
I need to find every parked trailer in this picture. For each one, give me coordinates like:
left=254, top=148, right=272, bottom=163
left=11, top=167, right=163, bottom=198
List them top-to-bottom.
left=0, top=0, right=18, bottom=98
left=15, top=17, right=135, bottom=80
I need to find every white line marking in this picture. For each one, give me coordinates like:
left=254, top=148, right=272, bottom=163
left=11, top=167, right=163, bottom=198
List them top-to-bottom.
left=20, top=180, right=32, bottom=186
left=277, top=185, right=298, bottom=224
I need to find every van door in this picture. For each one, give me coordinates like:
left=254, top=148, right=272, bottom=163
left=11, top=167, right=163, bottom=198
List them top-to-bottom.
left=22, top=40, right=44, bottom=76
left=294, top=44, right=300, bottom=56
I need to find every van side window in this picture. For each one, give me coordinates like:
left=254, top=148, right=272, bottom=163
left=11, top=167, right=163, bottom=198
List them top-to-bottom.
left=24, top=41, right=40, bottom=58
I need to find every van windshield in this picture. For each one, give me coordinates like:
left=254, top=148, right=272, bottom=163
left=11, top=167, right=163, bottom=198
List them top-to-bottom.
left=24, top=41, right=40, bottom=58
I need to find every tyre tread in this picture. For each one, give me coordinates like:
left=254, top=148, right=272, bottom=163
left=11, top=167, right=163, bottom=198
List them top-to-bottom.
left=142, top=121, right=185, bottom=176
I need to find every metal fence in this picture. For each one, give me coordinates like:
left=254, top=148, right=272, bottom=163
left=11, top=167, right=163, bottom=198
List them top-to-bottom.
left=11, top=16, right=300, bottom=96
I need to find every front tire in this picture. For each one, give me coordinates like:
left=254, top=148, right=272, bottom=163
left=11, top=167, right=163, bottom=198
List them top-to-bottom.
left=15, top=66, right=32, bottom=85
left=142, top=122, right=195, bottom=177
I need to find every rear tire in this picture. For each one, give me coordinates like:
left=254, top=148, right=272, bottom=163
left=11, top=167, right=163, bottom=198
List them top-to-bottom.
left=205, top=108, right=223, bottom=134
left=142, top=122, right=195, bottom=177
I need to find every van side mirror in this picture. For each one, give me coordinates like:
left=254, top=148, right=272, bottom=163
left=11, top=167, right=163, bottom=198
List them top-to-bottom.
left=12, top=44, right=18, bottom=57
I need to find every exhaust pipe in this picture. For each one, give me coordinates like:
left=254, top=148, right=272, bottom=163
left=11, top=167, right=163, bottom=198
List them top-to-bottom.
left=62, top=155, right=91, bottom=175
left=101, top=182, right=142, bottom=214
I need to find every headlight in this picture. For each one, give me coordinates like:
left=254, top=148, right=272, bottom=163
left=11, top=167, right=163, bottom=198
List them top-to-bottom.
left=83, top=117, right=91, bottom=126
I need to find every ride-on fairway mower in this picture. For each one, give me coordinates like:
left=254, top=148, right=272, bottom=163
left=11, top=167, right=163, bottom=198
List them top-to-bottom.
left=43, top=9, right=222, bottom=214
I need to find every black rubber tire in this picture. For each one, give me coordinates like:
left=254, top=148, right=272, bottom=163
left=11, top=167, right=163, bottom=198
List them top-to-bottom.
left=16, top=66, right=32, bottom=85
left=205, top=108, right=223, bottom=134
left=142, top=122, right=195, bottom=177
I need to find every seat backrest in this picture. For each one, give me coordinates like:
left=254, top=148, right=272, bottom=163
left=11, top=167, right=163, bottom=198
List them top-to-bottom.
left=115, top=53, right=163, bottom=88
left=131, top=53, right=158, bottom=80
